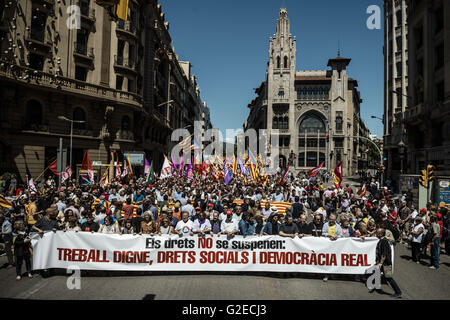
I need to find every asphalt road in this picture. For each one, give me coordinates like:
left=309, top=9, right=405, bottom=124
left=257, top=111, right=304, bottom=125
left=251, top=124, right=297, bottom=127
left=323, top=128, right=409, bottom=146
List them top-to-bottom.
left=0, top=242, right=449, bottom=300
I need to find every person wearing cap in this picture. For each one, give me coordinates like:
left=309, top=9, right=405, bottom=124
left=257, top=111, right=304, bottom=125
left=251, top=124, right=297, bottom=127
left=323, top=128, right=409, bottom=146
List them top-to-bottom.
left=220, top=210, right=238, bottom=238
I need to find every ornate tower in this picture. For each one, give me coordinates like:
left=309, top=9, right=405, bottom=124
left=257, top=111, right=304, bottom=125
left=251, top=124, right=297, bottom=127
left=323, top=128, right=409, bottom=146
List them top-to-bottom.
left=266, top=8, right=297, bottom=163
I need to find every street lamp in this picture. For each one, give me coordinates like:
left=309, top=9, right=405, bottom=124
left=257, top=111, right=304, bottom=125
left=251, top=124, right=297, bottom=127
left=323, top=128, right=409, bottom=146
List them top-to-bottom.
left=371, top=115, right=383, bottom=122
left=58, top=116, right=86, bottom=171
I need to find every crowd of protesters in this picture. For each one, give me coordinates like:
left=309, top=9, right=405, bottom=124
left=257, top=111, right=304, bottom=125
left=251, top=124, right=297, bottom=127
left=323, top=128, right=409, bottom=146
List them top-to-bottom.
left=0, top=170, right=449, bottom=297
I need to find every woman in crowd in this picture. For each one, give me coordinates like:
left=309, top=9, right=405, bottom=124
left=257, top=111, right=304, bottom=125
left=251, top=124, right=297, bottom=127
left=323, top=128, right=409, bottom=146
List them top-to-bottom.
left=140, top=211, right=159, bottom=235
left=98, top=215, right=121, bottom=234
left=65, top=216, right=81, bottom=232
left=159, top=217, right=175, bottom=235
left=410, top=217, right=425, bottom=263
left=13, top=220, right=32, bottom=280
left=121, top=220, right=135, bottom=235
left=367, top=220, right=377, bottom=237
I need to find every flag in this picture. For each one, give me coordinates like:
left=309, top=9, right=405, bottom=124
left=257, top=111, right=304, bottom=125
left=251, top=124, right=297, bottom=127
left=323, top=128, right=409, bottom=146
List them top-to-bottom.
left=178, top=134, right=193, bottom=153
left=191, top=138, right=201, bottom=150
left=81, top=150, right=95, bottom=184
left=115, top=153, right=121, bottom=180
left=127, top=155, right=133, bottom=177
left=160, top=156, right=172, bottom=179
left=232, top=156, right=238, bottom=175
left=144, top=158, right=151, bottom=175
left=48, top=159, right=59, bottom=176
left=121, top=160, right=129, bottom=178
left=146, top=160, right=155, bottom=184
left=224, top=160, right=233, bottom=185
left=308, top=161, right=325, bottom=177
left=334, top=161, right=343, bottom=190
left=25, top=164, right=38, bottom=193
left=281, top=165, right=290, bottom=184
left=61, top=166, right=72, bottom=184
left=100, top=169, right=109, bottom=188
left=357, top=183, right=366, bottom=197
left=0, top=194, right=13, bottom=209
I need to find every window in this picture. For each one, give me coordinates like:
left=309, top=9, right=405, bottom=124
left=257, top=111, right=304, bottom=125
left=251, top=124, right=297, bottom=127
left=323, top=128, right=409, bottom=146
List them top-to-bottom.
left=30, top=7, right=46, bottom=42
left=435, top=7, right=444, bottom=34
left=76, top=28, right=89, bottom=55
left=117, top=39, right=125, bottom=62
left=435, top=43, right=444, bottom=70
left=28, top=53, right=44, bottom=71
left=276, top=56, right=280, bottom=68
left=284, top=56, right=288, bottom=68
left=75, top=66, right=87, bottom=81
left=116, top=75, right=123, bottom=90
left=128, top=78, right=134, bottom=92
left=436, top=81, right=445, bottom=102
left=323, top=87, right=329, bottom=99
left=297, top=88, right=302, bottom=99
left=278, top=90, right=285, bottom=98
left=25, top=100, right=43, bottom=128
left=73, top=107, right=86, bottom=130
left=335, top=112, right=343, bottom=132
left=299, top=113, right=326, bottom=133
left=121, top=115, right=131, bottom=131
left=273, top=117, right=278, bottom=129
left=283, top=117, right=289, bottom=129
left=334, top=138, right=344, bottom=148
left=306, top=152, right=317, bottom=167
left=298, top=153, right=305, bottom=166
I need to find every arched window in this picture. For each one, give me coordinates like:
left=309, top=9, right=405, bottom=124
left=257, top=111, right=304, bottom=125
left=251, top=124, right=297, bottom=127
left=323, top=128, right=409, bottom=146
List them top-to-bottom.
left=276, top=56, right=281, bottom=69
left=284, top=56, right=288, bottom=68
left=25, top=99, right=43, bottom=128
left=73, top=107, right=86, bottom=130
left=299, top=113, right=326, bottom=133
left=121, top=115, right=130, bottom=131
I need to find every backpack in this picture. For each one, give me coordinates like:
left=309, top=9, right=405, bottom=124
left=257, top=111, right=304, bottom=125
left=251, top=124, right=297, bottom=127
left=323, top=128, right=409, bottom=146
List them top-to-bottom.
left=423, top=225, right=435, bottom=245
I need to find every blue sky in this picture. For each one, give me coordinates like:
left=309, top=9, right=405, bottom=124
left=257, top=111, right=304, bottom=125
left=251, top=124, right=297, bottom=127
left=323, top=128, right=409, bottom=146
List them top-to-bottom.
left=163, top=0, right=384, bottom=139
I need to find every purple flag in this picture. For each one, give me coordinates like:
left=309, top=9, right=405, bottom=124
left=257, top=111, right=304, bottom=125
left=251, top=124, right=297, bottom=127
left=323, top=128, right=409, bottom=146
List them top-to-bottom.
left=144, top=158, right=151, bottom=174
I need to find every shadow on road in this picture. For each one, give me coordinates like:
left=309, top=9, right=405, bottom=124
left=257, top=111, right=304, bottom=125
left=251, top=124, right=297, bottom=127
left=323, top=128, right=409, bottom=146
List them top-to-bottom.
left=142, top=294, right=156, bottom=300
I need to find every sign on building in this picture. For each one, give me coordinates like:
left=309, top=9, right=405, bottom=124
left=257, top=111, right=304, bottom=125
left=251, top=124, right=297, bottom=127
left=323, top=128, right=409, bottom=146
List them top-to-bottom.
left=124, top=152, right=145, bottom=166
left=437, top=179, right=450, bottom=207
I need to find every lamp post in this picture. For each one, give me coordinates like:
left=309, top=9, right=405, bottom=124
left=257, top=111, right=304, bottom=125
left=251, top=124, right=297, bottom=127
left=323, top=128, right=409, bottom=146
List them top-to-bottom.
left=58, top=116, right=86, bottom=171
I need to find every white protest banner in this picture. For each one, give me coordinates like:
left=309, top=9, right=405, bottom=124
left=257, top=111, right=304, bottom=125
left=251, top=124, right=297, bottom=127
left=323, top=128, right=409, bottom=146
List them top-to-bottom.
left=31, top=232, right=387, bottom=274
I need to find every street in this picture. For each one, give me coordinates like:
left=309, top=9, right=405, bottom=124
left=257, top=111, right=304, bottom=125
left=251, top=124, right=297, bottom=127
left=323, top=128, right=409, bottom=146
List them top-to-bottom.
left=1, top=242, right=449, bottom=300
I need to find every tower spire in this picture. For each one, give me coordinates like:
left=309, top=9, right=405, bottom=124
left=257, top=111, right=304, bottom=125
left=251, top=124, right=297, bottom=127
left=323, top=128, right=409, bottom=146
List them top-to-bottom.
left=338, top=40, right=341, bottom=57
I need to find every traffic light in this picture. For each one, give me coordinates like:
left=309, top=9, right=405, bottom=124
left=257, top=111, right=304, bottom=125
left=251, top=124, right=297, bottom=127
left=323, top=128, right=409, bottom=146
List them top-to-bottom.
left=378, top=164, right=384, bottom=173
left=427, top=164, right=436, bottom=181
left=420, top=169, right=428, bottom=188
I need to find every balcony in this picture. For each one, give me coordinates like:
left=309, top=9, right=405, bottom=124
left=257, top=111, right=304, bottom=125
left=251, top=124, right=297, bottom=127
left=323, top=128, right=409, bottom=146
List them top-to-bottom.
left=78, top=3, right=96, bottom=22
left=116, top=21, right=137, bottom=38
left=395, top=26, right=402, bottom=37
left=25, top=29, right=52, bottom=53
left=73, top=42, right=94, bottom=65
left=395, top=51, right=402, bottom=63
left=114, top=55, right=137, bottom=74
left=0, top=60, right=143, bottom=109
left=73, top=128, right=94, bottom=136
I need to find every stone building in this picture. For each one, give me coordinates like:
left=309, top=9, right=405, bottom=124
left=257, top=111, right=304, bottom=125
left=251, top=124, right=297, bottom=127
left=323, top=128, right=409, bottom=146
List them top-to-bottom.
left=0, top=0, right=209, bottom=181
left=383, top=0, right=409, bottom=178
left=404, top=0, right=450, bottom=175
left=245, top=8, right=367, bottom=176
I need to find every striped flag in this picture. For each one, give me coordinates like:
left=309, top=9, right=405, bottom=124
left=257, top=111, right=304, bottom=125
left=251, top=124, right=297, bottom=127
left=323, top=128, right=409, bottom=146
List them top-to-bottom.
left=178, top=134, right=193, bottom=153
left=81, top=150, right=95, bottom=184
left=115, top=153, right=121, bottom=180
left=308, top=161, right=325, bottom=177
left=334, top=161, right=343, bottom=190
left=61, top=166, right=72, bottom=184
left=357, top=183, right=366, bottom=197
left=0, top=194, right=13, bottom=208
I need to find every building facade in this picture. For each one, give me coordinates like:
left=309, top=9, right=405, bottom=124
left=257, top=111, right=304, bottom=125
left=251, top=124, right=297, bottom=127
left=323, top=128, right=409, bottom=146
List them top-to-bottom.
left=0, top=0, right=210, bottom=181
left=383, top=0, right=409, bottom=178
left=405, top=0, right=450, bottom=175
left=245, top=8, right=367, bottom=176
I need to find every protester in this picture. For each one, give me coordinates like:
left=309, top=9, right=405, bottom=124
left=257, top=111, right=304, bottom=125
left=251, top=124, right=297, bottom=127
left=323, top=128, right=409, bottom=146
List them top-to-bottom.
left=13, top=220, right=32, bottom=280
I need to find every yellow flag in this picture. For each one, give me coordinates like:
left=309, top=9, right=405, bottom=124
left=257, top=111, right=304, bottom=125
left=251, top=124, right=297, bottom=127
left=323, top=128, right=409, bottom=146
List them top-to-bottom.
left=116, top=0, right=129, bottom=21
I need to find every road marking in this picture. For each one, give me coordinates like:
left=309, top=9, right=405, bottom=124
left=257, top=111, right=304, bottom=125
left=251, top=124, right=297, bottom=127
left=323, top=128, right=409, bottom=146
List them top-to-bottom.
left=15, top=277, right=49, bottom=299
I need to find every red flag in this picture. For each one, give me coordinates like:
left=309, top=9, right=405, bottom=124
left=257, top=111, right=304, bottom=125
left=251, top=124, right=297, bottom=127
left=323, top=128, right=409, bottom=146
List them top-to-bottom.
left=81, top=150, right=95, bottom=184
left=115, top=153, right=121, bottom=180
left=48, top=159, right=59, bottom=176
left=307, top=161, right=325, bottom=177
left=334, top=162, right=343, bottom=190
left=281, top=165, right=290, bottom=183
left=61, top=166, right=72, bottom=184
left=357, top=183, right=366, bottom=197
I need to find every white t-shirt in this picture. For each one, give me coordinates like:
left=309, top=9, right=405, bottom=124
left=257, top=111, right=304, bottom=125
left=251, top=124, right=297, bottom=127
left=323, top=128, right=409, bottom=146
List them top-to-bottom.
left=193, top=219, right=211, bottom=232
left=175, top=220, right=194, bottom=235
left=221, top=220, right=238, bottom=233
left=412, top=223, right=424, bottom=243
